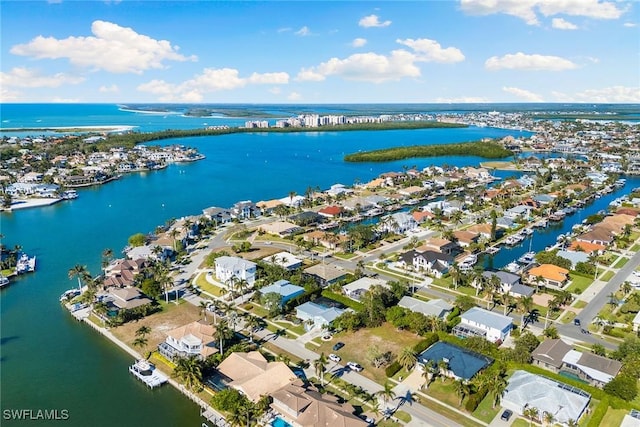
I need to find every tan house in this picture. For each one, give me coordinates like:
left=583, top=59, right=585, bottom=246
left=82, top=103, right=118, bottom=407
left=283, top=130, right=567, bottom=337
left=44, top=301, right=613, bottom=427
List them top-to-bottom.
left=259, top=221, right=302, bottom=237
left=453, top=230, right=480, bottom=247
left=527, top=264, right=570, bottom=289
left=158, top=321, right=218, bottom=361
left=217, top=351, right=297, bottom=402
left=271, top=382, right=368, bottom=427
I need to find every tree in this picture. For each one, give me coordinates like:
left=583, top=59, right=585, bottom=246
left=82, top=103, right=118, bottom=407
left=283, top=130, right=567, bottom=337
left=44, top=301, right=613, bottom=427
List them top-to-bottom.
left=490, top=210, right=497, bottom=241
left=128, top=233, right=146, bottom=247
left=101, top=248, right=113, bottom=275
left=68, top=264, right=91, bottom=292
left=260, top=292, right=283, bottom=318
left=518, top=295, right=534, bottom=328
left=214, top=320, right=234, bottom=355
left=543, top=326, right=559, bottom=339
left=592, top=343, right=606, bottom=357
left=398, top=347, right=417, bottom=372
left=314, top=353, right=328, bottom=386
left=173, top=356, right=203, bottom=392
left=422, top=360, right=438, bottom=389
left=487, top=370, right=508, bottom=408
left=604, top=374, right=638, bottom=401
left=453, top=379, right=470, bottom=406
left=375, top=382, right=396, bottom=407
left=523, top=407, right=539, bottom=426
left=542, top=411, right=555, bottom=426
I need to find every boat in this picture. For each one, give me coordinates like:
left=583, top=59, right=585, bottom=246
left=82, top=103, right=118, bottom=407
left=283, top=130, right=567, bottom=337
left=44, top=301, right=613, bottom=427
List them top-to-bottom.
left=61, top=189, right=78, bottom=199
left=549, top=211, right=566, bottom=221
left=533, top=219, right=548, bottom=228
left=522, top=228, right=533, bottom=235
left=504, top=233, right=525, bottom=246
left=485, top=246, right=500, bottom=255
left=518, top=251, right=536, bottom=264
left=16, top=253, right=36, bottom=274
left=459, top=253, right=478, bottom=269
left=504, top=262, right=521, bottom=273
left=0, top=275, right=9, bottom=288
left=60, top=289, right=81, bottom=302
left=129, top=359, right=168, bottom=389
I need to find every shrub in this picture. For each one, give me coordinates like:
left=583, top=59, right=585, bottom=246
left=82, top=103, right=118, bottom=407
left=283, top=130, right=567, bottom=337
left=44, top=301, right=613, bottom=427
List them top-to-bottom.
left=321, top=290, right=364, bottom=312
left=413, top=333, right=439, bottom=354
left=385, top=361, right=402, bottom=378
left=465, top=387, right=488, bottom=412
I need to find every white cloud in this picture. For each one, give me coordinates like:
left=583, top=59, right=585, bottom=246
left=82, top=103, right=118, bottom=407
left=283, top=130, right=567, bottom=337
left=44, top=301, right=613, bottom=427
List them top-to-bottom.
left=460, top=0, right=626, bottom=26
left=359, top=14, right=392, bottom=28
left=552, top=17, right=578, bottom=30
left=10, top=20, right=196, bottom=74
left=624, top=22, right=637, bottom=27
left=295, top=26, right=311, bottom=36
left=277, top=27, right=292, bottom=33
left=351, top=38, right=367, bottom=48
left=396, top=38, right=465, bottom=63
left=297, top=50, right=420, bottom=83
left=485, top=52, right=577, bottom=70
left=0, top=67, right=85, bottom=88
left=137, top=67, right=290, bottom=102
left=99, top=84, right=120, bottom=93
left=502, top=86, right=544, bottom=101
left=553, top=86, right=640, bottom=102
left=0, top=87, right=21, bottom=102
left=269, top=87, right=281, bottom=95
left=287, top=92, right=302, bottom=101
left=433, top=96, right=491, bottom=103
left=51, top=97, right=81, bottom=103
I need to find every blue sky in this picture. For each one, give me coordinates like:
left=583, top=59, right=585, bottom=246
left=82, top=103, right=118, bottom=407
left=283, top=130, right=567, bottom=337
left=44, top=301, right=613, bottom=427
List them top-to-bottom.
left=1, top=0, right=638, bottom=103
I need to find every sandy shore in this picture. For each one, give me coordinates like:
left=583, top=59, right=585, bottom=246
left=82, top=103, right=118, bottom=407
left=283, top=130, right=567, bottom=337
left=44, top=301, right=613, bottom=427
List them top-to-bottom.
left=5, top=198, right=62, bottom=211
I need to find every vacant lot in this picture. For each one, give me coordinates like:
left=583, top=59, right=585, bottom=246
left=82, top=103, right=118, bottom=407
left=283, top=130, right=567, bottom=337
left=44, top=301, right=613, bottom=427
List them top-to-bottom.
left=316, top=323, right=422, bottom=383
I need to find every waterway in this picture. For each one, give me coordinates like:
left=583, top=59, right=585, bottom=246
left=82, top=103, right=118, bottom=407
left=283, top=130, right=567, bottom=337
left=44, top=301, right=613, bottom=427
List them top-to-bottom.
left=1, top=106, right=637, bottom=426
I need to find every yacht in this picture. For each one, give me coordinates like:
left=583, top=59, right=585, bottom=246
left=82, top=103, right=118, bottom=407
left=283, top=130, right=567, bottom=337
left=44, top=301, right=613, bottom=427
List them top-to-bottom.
left=61, top=189, right=78, bottom=199
left=485, top=246, right=500, bottom=255
left=518, top=251, right=536, bottom=264
left=16, top=253, right=36, bottom=274
left=504, top=262, right=521, bottom=273
left=0, top=275, right=9, bottom=288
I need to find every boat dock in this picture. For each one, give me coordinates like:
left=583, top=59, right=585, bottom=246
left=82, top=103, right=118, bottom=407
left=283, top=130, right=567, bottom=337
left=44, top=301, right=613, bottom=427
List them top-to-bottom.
left=129, top=360, right=168, bottom=389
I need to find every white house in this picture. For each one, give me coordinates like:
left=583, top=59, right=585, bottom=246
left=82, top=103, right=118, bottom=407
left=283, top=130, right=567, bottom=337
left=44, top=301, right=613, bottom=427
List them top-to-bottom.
left=380, top=212, right=418, bottom=234
left=263, top=251, right=303, bottom=271
left=215, top=256, right=257, bottom=286
left=342, top=277, right=387, bottom=301
left=259, top=280, right=305, bottom=306
left=398, top=296, right=453, bottom=319
left=295, top=301, right=345, bottom=330
left=453, top=307, right=512, bottom=343
left=158, top=321, right=217, bottom=361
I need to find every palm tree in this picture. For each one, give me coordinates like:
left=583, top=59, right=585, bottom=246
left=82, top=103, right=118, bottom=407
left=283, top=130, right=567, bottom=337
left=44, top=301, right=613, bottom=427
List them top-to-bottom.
left=101, top=248, right=113, bottom=276
left=68, top=264, right=90, bottom=292
left=499, top=291, right=513, bottom=316
left=518, top=295, right=534, bottom=328
left=199, top=300, right=209, bottom=322
left=214, top=320, right=234, bottom=355
left=136, top=325, right=151, bottom=339
left=132, top=336, right=148, bottom=353
left=398, top=347, right=418, bottom=372
left=314, top=353, right=328, bottom=386
left=172, top=355, right=203, bottom=392
left=437, top=359, right=449, bottom=381
left=422, top=360, right=438, bottom=389
left=487, top=370, right=508, bottom=409
left=453, top=379, right=470, bottom=406
left=375, top=382, right=396, bottom=407
left=524, top=407, right=539, bottom=426
left=542, top=411, right=555, bottom=426
left=566, top=419, right=579, bottom=427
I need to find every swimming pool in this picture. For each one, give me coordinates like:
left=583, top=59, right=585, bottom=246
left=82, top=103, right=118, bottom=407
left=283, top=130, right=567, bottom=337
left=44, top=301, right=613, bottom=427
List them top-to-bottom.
left=272, top=416, right=292, bottom=427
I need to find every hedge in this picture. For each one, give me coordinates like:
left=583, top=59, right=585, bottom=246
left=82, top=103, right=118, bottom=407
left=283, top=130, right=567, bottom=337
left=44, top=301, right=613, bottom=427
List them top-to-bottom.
left=321, top=290, right=365, bottom=312
left=413, top=333, right=439, bottom=354
left=386, top=361, right=402, bottom=377
left=465, top=387, right=488, bottom=412
left=587, top=397, right=609, bottom=427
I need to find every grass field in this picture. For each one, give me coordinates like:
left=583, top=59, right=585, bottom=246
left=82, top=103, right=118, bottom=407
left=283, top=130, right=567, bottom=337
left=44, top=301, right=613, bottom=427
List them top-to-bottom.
left=614, top=257, right=630, bottom=269
left=601, top=271, right=615, bottom=282
left=195, top=272, right=227, bottom=297
left=567, top=274, right=594, bottom=294
left=471, top=393, right=500, bottom=423
left=600, top=407, right=628, bottom=427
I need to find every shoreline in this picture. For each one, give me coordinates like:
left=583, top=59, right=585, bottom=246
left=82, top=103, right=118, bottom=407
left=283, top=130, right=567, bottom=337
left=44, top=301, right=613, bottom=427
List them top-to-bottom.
left=1, top=125, right=137, bottom=133
left=2, top=197, right=62, bottom=211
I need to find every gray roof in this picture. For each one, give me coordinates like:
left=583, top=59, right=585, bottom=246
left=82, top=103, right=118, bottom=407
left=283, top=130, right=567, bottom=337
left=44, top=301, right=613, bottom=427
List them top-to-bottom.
left=556, top=250, right=589, bottom=268
left=215, top=256, right=257, bottom=271
left=483, top=270, right=520, bottom=286
left=260, top=280, right=305, bottom=299
left=510, top=283, right=535, bottom=297
left=398, top=296, right=453, bottom=319
left=296, top=301, right=345, bottom=323
left=461, top=307, right=512, bottom=331
left=532, top=339, right=572, bottom=369
left=502, top=370, right=590, bottom=425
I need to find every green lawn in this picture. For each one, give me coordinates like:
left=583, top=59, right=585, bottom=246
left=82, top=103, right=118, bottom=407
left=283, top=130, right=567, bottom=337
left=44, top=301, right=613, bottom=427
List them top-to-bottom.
left=631, top=244, right=640, bottom=252
left=334, top=252, right=357, bottom=260
left=614, top=257, right=630, bottom=269
left=601, top=271, right=615, bottom=282
left=195, top=272, right=227, bottom=297
left=567, top=274, right=594, bottom=294
left=574, top=300, right=588, bottom=309
left=560, top=310, right=577, bottom=324
left=274, top=321, right=306, bottom=336
left=423, top=379, right=463, bottom=408
left=472, top=393, right=500, bottom=424
left=417, top=396, right=484, bottom=427
left=600, top=407, right=628, bottom=427
left=394, top=411, right=411, bottom=423
left=511, top=419, right=529, bottom=427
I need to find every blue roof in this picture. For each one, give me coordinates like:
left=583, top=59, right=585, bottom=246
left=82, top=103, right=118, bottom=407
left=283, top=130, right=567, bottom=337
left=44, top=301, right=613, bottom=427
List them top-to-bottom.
left=260, top=280, right=305, bottom=299
left=419, top=342, right=493, bottom=380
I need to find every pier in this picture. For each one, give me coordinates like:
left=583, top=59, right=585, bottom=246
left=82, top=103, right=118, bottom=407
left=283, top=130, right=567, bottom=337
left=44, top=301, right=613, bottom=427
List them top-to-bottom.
left=129, top=360, right=168, bottom=389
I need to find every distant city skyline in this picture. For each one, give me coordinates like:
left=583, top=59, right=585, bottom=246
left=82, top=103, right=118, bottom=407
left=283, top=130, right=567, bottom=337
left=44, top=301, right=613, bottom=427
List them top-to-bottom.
left=1, top=0, right=639, bottom=104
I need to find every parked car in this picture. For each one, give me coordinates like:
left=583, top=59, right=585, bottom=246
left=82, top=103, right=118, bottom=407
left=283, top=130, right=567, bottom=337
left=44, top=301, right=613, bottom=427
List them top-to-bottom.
left=574, top=318, right=581, bottom=326
left=332, top=342, right=345, bottom=351
left=328, top=353, right=341, bottom=363
left=347, top=362, right=363, bottom=372
left=501, top=410, right=513, bottom=421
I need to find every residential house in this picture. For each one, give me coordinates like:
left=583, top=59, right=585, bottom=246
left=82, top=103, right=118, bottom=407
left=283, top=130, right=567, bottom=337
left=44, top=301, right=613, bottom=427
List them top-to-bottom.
left=256, top=199, right=284, bottom=215
left=232, top=200, right=260, bottom=220
left=317, top=205, right=343, bottom=218
left=504, top=205, right=534, bottom=220
left=202, top=206, right=233, bottom=224
left=412, top=210, right=434, bottom=224
left=379, top=212, right=418, bottom=234
left=259, top=221, right=303, bottom=237
left=467, top=224, right=492, bottom=240
left=453, top=230, right=480, bottom=247
left=419, top=238, right=458, bottom=255
left=567, top=240, right=606, bottom=254
left=398, top=249, right=453, bottom=278
left=556, top=250, right=589, bottom=269
left=263, top=252, right=303, bottom=271
left=215, top=256, right=257, bottom=286
left=103, top=258, right=146, bottom=288
left=303, top=264, right=347, bottom=285
left=527, top=264, right=570, bottom=290
left=480, top=271, right=521, bottom=294
left=342, top=277, right=387, bottom=301
left=259, top=280, right=305, bottom=307
left=106, top=287, right=153, bottom=311
left=398, top=296, right=453, bottom=319
left=295, top=301, right=345, bottom=330
left=453, top=307, right=512, bottom=343
left=158, top=321, right=218, bottom=361
left=532, top=339, right=622, bottom=388
left=418, top=342, right=493, bottom=381
left=217, top=351, right=298, bottom=402
left=271, top=382, right=368, bottom=427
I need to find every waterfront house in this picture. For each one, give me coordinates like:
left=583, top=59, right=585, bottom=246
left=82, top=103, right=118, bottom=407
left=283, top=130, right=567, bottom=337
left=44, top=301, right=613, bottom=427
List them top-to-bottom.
left=325, top=183, right=352, bottom=197
left=256, top=199, right=284, bottom=216
left=232, top=200, right=260, bottom=220
left=317, top=205, right=343, bottom=218
left=505, top=205, right=534, bottom=220
left=202, top=206, right=233, bottom=224
left=412, top=210, right=434, bottom=224
left=259, top=221, right=302, bottom=237
left=467, top=224, right=492, bottom=240
left=453, top=230, right=480, bottom=247
left=419, top=238, right=458, bottom=255
left=567, top=240, right=606, bottom=254
left=398, top=249, right=453, bottom=278
left=556, top=250, right=589, bottom=269
left=263, top=252, right=302, bottom=271
left=215, top=256, right=257, bottom=286
left=103, top=258, right=146, bottom=288
left=303, top=264, right=347, bottom=286
left=527, top=264, right=570, bottom=290
left=480, top=271, right=521, bottom=294
left=342, top=277, right=388, bottom=301
left=259, top=280, right=305, bottom=307
left=106, top=287, right=153, bottom=311
left=398, top=296, right=453, bottom=319
left=295, top=301, right=345, bottom=330
left=453, top=307, right=512, bottom=343
left=158, top=320, right=218, bottom=361
left=532, top=339, right=621, bottom=388
left=418, top=342, right=492, bottom=381
left=217, top=351, right=297, bottom=403
left=502, top=371, right=590, bottom=425
left=271, top=382, right=368, bottom=427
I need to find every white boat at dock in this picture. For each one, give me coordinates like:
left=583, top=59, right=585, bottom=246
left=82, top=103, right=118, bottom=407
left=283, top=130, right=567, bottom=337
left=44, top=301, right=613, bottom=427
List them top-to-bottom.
left=61, top=189, right=78, bottom=199
left=549, top=211, right=566, bottom=221
left=533, top=219, right=548, bottom=228
left=522, top=228, right=533, bottom=235
left=504, top=233, right=525, bottom=246
left=485, top=246, right=500, bottom=255
left=517, top=251, right=536, bottom=264
left=16, top=253, right=36, bottom=274
left=504, top=262, right=521, bottom=273
left=0, top=275, right=9, bottom=288
left=129, top=359, right=168, bottom=389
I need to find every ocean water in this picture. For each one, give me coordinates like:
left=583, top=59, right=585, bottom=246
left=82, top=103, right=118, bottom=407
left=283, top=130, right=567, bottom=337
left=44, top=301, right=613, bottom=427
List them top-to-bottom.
left=0, top=103, right=635, bottom=426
